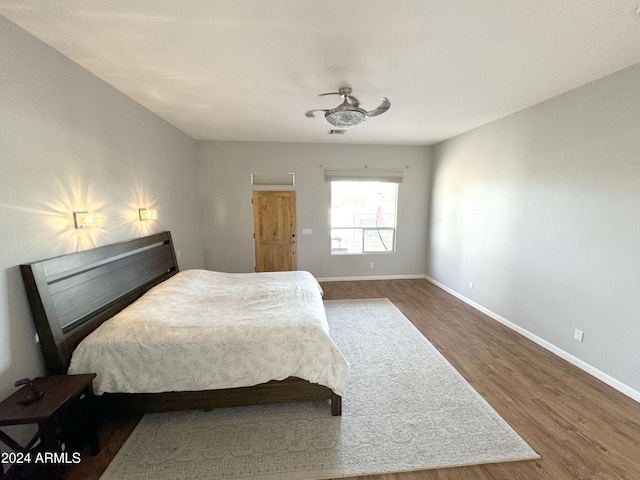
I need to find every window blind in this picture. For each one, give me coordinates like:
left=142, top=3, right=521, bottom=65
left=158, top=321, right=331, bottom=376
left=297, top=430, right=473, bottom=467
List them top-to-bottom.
left=324, top=168, right=403, bottom=183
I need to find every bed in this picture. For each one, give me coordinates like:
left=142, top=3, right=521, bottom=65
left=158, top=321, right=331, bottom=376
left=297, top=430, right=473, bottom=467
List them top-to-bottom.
left=20, top=231, right=347, bottom=416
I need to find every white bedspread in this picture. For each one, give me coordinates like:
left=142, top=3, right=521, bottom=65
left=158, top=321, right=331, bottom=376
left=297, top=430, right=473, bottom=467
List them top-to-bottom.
left=68, top=269, right=349, bottom=396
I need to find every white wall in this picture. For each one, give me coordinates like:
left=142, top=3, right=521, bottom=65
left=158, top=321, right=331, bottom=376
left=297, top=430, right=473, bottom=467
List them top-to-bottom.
left=0, top=15, right=204, bottom=421
left=428, top=64, right=640, bottom=398
left=197, top=141, right=431, bottom=279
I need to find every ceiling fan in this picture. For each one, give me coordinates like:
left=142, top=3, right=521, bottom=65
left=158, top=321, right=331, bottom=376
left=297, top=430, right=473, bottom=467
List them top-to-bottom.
left=305, top=87, right=390, bottom=131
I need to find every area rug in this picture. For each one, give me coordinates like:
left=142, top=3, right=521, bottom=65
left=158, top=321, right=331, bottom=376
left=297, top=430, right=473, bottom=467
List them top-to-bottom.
left=100, top=298, right=538, bottom=480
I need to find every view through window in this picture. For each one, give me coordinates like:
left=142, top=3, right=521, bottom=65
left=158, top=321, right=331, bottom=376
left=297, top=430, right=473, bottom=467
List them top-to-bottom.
left=330, top=181, right=397, bottom=254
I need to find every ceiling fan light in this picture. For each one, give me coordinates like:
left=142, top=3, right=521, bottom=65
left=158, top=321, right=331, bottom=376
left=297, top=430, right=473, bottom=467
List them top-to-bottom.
left=325, top=110, right=366, bottom=129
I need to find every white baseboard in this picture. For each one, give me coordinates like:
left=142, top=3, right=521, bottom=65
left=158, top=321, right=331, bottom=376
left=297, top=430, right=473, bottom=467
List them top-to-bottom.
left=317, top=274, right=425, bottom=282
left=424, top=275, right=640, bottom=404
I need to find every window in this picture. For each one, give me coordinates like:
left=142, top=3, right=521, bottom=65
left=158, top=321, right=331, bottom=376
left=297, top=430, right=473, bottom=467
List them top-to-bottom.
left=330, top=181, right=398, bottom=254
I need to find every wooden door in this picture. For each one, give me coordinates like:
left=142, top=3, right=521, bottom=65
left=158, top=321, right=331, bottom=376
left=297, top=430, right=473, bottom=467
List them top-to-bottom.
left=252, top=191, right=297, bottom=272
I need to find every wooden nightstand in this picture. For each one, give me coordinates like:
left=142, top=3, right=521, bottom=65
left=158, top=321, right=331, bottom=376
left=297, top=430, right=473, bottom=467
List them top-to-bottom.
left=0, top=374, right=99, bottom=479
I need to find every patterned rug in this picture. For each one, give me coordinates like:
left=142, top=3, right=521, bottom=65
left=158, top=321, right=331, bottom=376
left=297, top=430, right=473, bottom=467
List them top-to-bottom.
left=100, top=299, right=538, bottom=480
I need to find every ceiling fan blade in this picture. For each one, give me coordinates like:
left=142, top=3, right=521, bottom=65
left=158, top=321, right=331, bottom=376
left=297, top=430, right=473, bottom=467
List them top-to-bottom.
left=320, top=86, right=354, bottom=98
left=318, top=87, right=359, bottom=106
left=344, top=94, right=360, bottom=107
left=366, top=97, right=390, bottom=117
left=305, top=109, right=328, bottom=118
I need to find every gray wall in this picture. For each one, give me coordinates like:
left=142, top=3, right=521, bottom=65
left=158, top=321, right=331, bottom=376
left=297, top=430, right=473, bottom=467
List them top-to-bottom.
left=0, top=15, right=204, bottom=422
left=428, top=64, right=640, bottom=398
left=197, top=141, right=431, bottom=279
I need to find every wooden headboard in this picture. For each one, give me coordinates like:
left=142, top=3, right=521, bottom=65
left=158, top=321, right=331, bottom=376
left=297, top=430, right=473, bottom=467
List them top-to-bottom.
left=20, top=231, right=179, bottom=375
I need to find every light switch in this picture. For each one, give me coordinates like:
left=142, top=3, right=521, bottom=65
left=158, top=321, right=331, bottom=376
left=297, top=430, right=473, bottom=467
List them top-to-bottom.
left=302, top=229, right=312, bottom=235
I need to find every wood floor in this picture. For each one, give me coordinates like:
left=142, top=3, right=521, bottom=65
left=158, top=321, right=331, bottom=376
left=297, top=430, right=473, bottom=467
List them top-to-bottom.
left=64, top=279, right=640, bottom=480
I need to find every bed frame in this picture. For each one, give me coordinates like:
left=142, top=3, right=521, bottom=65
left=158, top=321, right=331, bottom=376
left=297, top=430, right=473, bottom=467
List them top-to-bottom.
left=20, top=231, right=341, bottom=416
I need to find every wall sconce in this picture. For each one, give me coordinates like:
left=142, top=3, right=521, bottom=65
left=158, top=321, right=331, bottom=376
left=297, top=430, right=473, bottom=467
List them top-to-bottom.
left=138, top=208, right=157, bottom=221
left=73, top=211, right=103, bottom=229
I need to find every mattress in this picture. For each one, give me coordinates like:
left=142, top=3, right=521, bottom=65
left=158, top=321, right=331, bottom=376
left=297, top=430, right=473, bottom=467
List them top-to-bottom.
left=68, top=269, right=349, bottom=396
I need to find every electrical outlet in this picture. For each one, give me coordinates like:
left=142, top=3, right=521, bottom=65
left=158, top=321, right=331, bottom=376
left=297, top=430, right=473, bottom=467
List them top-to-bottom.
left=369, top=263, right=374, bottom=269
left=468, top=282, right=474, bottom=290
left=573, top=329, right=584, bottom=342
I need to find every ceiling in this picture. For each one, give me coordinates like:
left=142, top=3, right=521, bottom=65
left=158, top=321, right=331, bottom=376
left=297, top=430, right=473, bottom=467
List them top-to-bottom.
left=2, top=1, right=640, bottom=145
